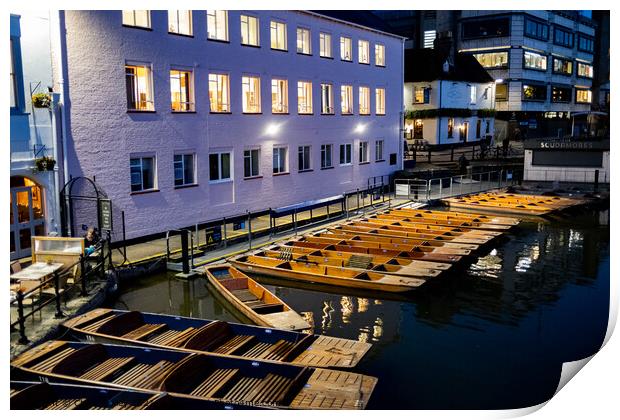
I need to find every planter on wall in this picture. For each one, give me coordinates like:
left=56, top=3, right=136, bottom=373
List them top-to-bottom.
left=31, top=93, right=52, bottom=108
left=34, top=156, right=56, bottom=172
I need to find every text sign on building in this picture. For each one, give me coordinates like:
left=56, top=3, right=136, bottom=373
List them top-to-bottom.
left=99, top=199, right=113, bottom=231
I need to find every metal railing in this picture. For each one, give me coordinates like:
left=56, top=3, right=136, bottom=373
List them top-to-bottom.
left=394, top=169, right=521, bottom=202
left=10, top=237, right=112, bottom=344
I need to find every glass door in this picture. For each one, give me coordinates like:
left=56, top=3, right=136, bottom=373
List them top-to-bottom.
left=10, top=185, right=45, bottom=260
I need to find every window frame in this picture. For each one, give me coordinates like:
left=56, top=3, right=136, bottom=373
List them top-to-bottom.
left=122, top=10, right=151, bottom=29
left=168, top=10, right=193, bottom=36
left=207, top=10, right=229, bottom=42
left=240, top=14, right=260, bottom=47
left=461, top=16, right=510, bottom=40
left=524, top=17, right=549, bottom=41
left=270, top=20, right=288, bottom=51
left=553, top=26, right=574, bottom=48
left=296, top=27, right=312, bottom=55
left=320, top=32, right=333, bottom=58
left=578, top=34, right=594, bottom=53
left=340, top=36, right=352, bottom=61
left=10, top=37, right=26, bottom=113
left=358, top=39, right=370, bottom=64
left=375, top=43, right=385, bottom=66
left=523, top=50, right=548, bottom=72
left=473, top=51, right=509, bottom=69
left=552, top=57, right=573, bottom=76
left=125, top=62, right=155, bottom=112
left=577, top=62, right=594, bottom=79
left=170, top=69, right=195, bottom=112
left=208, top=73, right=231, bottom=113
left=241, top=75, right=262, bottom=114
left=271, top=78, right=289, bottom=114
left=297, top=81, right=313, bottom=115
left=321, top=83, right=334, bottom=115
left=495, top=83, right=508, bottom=102
left=522, top=83, right=548, bottom=102
left=341, top=85, right=353, bottom=115
left=359, top=86, right=371, bottom=116
left=413, top=86, right=430, bottom=104
left=551, top=86, right=572, bottom=103
left=375, top=88, right=386, bottom=115
left=575, top=89, right=592, bottom=104
left=447, top=118, right=454, bottom=138
left=375, top=139, right=385, bottom=162
left=358, top=141, right=369, bottom=164
left=339, top=143, right=352, bottom=166
left=320, top=144, right=333, bottom=169
left=298, top=145, right=312, bottom=172
left=273, top=146, right=288, bottom=174
left=243, top=148, right=261, bottom=179
left=208, top=151, right=232, bottom=183
left=173, top=153, right=196, bottom=187
left=130, top=155, right=157, bottom=193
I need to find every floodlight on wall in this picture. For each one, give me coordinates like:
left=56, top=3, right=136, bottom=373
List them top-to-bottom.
left=495, top=79, right=504, bottom=83
left=265, top=123, right=280, bottom=136
left=355, top=123, right=366, bottom=133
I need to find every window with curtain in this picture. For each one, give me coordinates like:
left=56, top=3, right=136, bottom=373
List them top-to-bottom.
left=122, top=10, right=150, bottom=28
left=168, top=10, right=192, bottom=35
left=207, top=10, right=228, bottom=41
left=240, top=14, right=259, bottom=46
left=270, top=21, right=287, bottom=50
left=297, top=28, right=311, bottom=54
left=320, top=33, right=332, bottom=58
left=340, top=36, right=352, bottom=61
left=358, top=40, right=369, bottom=64
left=375, top=44, right=385, bottom=66
left=126, top=64, right=154, bottom=111
left=170, top=69, right=193, bottom=111
left=208, top=73, right=230, bottom=112
left=242, top=76, right=261, bottom=113
left=271, top=79, right=288, bottom=113
left=297, top=81, right=313, bottom=114
left=321, top=83, right=334, bottom=114
left=341, top=85, right=353, bottom=114
left=359, top=86, right=370, bottom=115
left=375, top=88, right=385, bottom=115
left=375, top=140, right=384, bottom=161
left=359, top=141, right=369, bottom=163
left=320, top=144, right=332, bottom=168
left=273, top=147, right=288, bottom=174
left=209, top=152, right=231, bottom=181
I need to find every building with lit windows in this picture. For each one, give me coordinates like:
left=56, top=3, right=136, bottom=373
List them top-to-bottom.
left=55, top=10, right=405, bottom=240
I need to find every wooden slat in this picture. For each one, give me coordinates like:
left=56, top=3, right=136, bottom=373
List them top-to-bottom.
left=79, top=356, right=134, bottom=381
left=190, top=368, right=239, bottom=398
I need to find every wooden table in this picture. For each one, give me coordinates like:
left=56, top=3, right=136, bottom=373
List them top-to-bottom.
left=10, top=262, right=64, bottom=282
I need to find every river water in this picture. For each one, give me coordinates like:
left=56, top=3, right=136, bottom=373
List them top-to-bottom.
left=112, top=208, right=610, bottom=409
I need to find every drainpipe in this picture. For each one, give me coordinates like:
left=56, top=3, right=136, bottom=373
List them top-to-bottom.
left=51, top=11, right=69, bottom=186
left=400, top=38, right=405, bottom=171
left=437, top=80, right=443, bottom=145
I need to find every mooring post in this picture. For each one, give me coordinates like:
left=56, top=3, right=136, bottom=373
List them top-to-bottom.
left=294, top=208, right=298, bottom=234
left=247, top=211, right=252, bottom=250
left=223, top=217, right=228, bottom=247
left=180, top=229, right=190, bottom=275
left=16, top=290, right=28, bottom=344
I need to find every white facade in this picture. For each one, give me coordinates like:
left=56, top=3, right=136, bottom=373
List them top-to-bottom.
left=57, top=10, right=405, bottom=240
left=404, top=79, right=495, bottom=145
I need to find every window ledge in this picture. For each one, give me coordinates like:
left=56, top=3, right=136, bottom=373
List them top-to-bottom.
left=122, top=25, right=152, bottom=31
left=169, top=32, right=194, bottom=38
left=208, top=38, right=230, bottom=44
left=241, top=43, right=261, bottom=48
left=271, top=48, right=288, bottom=52
left=297, top=52, right=313, bottom=56
left=320, top=56, right=334, bottom=60
left=341, top=59, right=353, bottom=63
left=359, top=62, right=370, bottom=66
left=376, top=64, right=386, bottom=68
left=127, top=109, right=156, bottom=113
left=172, top=110, right=196, bottom=114
left=209, top=111, right=232, bottom=114
left=242, top=112, right=263, bottom=115
left=272, top=112, right=290, bottom=115
left=321, top=112, right=336, bottom=116
left=298, top=113, right=314, bottom=116
left=341, top=113, right=354, bottom=116
left=359, top=113, right=371, bottom=116
left=376, top=113, right=386, bottom=116
left=375, top=159, right=386, bottom=163
left=359, top=161, right=370, bottom=165
left=340, top=163, right=352, bottom=167
left=321, top=166, right=334, bottom=170
left=298, top=169, right=313, bottom=173
left=273, top=172, right=290, bottom=177
left=243, top=175, right=263, bottom=180
left=209, top=179, right=233, bottom=185
left=174, top=184, right=199, bottom=190
left=130, top=189, right=159, bottom=196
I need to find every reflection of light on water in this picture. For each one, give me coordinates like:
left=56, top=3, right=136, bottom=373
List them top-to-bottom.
left=568, top=230, right=583, bottom=249
left=515, top=243, right=540, bottom=273
left=469, top=248, right=502, bottom=279
left=490, top=248, right=498, bottom=256
left=341, top=296, right=354, bottom=324
left=357, top=298, right=369, bottom=313
left=374, top=300, right=382, bottom=306
left=321, top=301, right=334, bottom=330
left=301, top=312, right=315, bottom=330
left=372, top=317, right=383, bottom=341
left=358, top=327, right=370, bottom=343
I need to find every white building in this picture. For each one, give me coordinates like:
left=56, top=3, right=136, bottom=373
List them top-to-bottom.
left=55, top=10, right=405, bottom=240
left=10, top=11, right=62, bottom=259
left=404, top=48, right=495, bottom=146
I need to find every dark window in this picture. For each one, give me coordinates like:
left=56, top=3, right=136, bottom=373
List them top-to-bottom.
left=462, top=17, right=510, bottom=39
left=524, top=18, right=548, bottom=40
left=553, top=27, right=574, bottom=48
left=578, top=34, right=594, bottom=53
left=553, top=57, right=573, bottom=75
left=496, top=83, right=508, bottom=101
left=522, top=84, right=547, bottom=101
left=552, top=86, right=572, bottom=103
left=476, top=119, right=481, bottom=138
left=485, top=120, right=490, bottom=134
left=244, top=149, right=260, bottom=178
left=389, top=153, right=397, bottom=165
left=174, top=154, right=195, bottom=186
left=130, top=157, right=155, bottom=192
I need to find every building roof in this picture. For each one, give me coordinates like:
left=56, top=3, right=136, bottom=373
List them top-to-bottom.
left=309, top=10, right=404, bottom=38
left=404, top=49, right=493, bottom=83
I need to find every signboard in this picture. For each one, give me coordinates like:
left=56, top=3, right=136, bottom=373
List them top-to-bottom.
left=506, top=170, right=513, bottom=181
left=98, top=199, right=113, bottom=231
left=233, top=221, right=245, bottom=231
left=205, top=226, right=222, bottom=245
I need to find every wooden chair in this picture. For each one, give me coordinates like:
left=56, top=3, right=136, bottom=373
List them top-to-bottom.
left=10, top=261, right=22, bottom=274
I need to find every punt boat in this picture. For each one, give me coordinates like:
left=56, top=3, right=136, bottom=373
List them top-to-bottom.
left=442, top=192, right=586, bottom=216
left=389, top=208, right=520, bottom=226
left=370, top=212, right=515, bottom=232
left=353, top=218, right=502, bottom=239
left=331, top=224, right=484, bottom=247
left=256, top=246, right=447, bottom=278
left=229, top=255, right=426, bottom=293
left=204, top=265, right=310, bottom=331
left=62, top=308, right=371, bottom=368
left=11, top=341, right=378, bottom=409
left=10, top=381, right=247, bottom=410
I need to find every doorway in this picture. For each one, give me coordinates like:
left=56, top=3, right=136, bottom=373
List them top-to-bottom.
left=10, top=176, right=45, bottom=260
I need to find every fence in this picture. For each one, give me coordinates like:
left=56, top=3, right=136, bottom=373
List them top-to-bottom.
left=405, top=143, right=524, bottom=164
left=524, top=168, right=609, bottom=184
left=394, top=169, right=522, bottom=202
left=11, top=237, right=113, bottom=344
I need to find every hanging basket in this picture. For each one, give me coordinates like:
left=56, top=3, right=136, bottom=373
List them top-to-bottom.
left=32, top=93, right=52, bottom=108
left=34, top=156, right=56, bottom=172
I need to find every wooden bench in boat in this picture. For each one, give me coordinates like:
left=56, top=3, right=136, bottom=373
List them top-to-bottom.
left=121, top=323, right=167, bottom=341
left=79, top=357, right=135, bottom=382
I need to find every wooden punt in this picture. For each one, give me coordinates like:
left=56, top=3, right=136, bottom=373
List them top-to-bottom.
left=443, top=192, right=586, bottom=216
left=391, top=208, right=520, bottom=226
left=373, top=211, right=516, bottom=231
left=355, top=218, right=503, bottom=239
left=332, top=224, right=485, bottom=247
left=299, top=233, right=472, bottom=258
left=257, top=246, right=449, bottom=279
left=229, top=255, right=426, bottom=293
left=204, top=265, right=310, bottom=331
left=62, top=308, right=372, bottom=368
left=11, top=341, right=378, bottom=409
left=10, top=381, right=247, bottom=410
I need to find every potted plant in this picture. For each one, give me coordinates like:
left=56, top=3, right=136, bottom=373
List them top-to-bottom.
left=32, top=92, right=52, bottom=108
left=34, top=156, right=56, bottom=171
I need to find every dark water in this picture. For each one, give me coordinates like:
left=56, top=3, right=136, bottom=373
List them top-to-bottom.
left=112, top=208, right=610, bottom=409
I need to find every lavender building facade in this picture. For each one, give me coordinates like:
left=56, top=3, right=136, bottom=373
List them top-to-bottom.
left=57, top=10, right=405, bottom=240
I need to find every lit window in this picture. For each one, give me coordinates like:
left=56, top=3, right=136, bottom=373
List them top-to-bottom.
left=122, top=10, right=150, bottom=28
left=168, top=10, right=192, bottom=36
left=207, top=10, right=228, bottom=41
left=240, top=14, right=259, bottom=46
left=270, top=21, right=287, bottom=50
left=297, top=28, right=311, bottom=54
left=423, top=30, right=436, bottom=48
left=320, top=33, right=332, bottom=58
left=340, top=36, right=352, bottom=61
left=358, top=40, right=370, bottom=64
left=375, top=44, right=385, bottom=66
left=473, top=51, right=508, bottom=68
left=524, top=51, right=547, bottom=71
left=553, top=57, right=573, bottom=75
left=577, top=62, right=594, bottom=78
left=126, top=64, right=154, bottom=111
left=170, top=70, right=194, bottom=112
left=208, top=73, right=230, bottom=112
left=242, top=76, right=261, bottom=113
left=271, top=79, right=288, bottom=113
left=297, top=81, right=313, bottom=114
left=321, top=83, right=334, bottom=114
left=496, top=83, right=508, bottom=101
left=522, top=84, right=547, bottom=101
left=341, top=85, right=353, bottom=114
left=359, top=86, right=370, bottom=115
left=414, top=86, right=430, bottom=104
left=470, top=86, right=476, bottom=104
left=552, top=86, right=572, bottom=103
left=375, top=88, right=385, bottom=115
left=576, top=89, right=592, bottom=103
left=447, top=118, right=454, bottom=138
left=414, top=119, right=424, bottom=139
left=375, top=140, right=384, bottom=161
left=359, top=141, right=369, bottom=163
left=340, top=143, right=352, bottom=165
left=320, top=144, right=333, bottom=168
left=298, top=145, right=311, bottom=171
left=273, top=147, right=288, bottom=174
left=244, top=149, right=260, bottom=178
left=209, top=152, right=231, bottom=181
left=174, top=153, right=195, bottom=186
left=130, top=156, right=156, bottom=192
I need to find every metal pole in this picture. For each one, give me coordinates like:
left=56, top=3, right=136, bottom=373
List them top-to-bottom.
left=450, top=177, right=453, bottom=197
left=356, top=189, right=360, bottom=210
left=326, top=204, right=330, bottom=219
left=294, top=208, right=298, bottom=234
left=121, top=211, right=127, bottom=259
left=247, top=211, right=252, bottom=249
left=223, top=217, right=228, bottom=247
left=180, top=230, right=190, bottom=275
left=107, top=232, right=112, bottom=270
left=80, top=256, right=87, bottom=297
left=54, top=273, right=64, bottom=318
left=16, top=290, right=28, bottom=344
